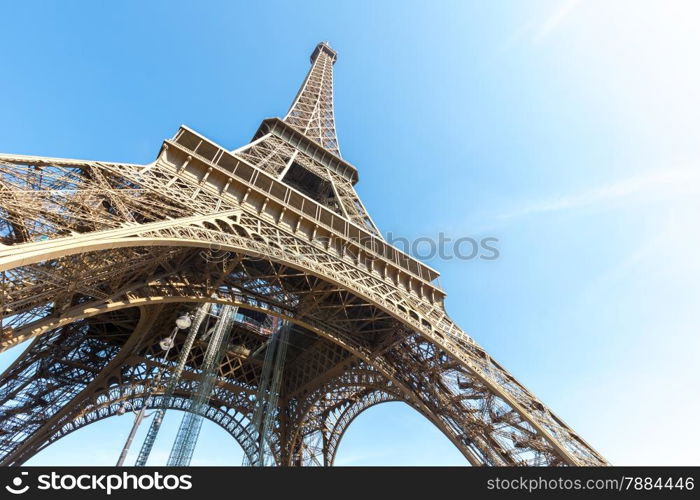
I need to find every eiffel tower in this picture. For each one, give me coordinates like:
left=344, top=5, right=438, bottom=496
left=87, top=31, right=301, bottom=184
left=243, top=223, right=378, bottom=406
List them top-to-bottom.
left=0, top=42, right=607, bottom=466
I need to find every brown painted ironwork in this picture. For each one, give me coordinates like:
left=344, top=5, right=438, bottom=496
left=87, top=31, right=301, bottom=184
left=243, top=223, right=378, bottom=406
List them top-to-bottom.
left=0, top=42, right=607, bottom=466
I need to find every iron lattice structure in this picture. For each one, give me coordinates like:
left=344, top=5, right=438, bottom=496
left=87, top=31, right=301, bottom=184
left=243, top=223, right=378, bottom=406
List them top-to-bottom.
left=0, top=42, right=607, bottom=466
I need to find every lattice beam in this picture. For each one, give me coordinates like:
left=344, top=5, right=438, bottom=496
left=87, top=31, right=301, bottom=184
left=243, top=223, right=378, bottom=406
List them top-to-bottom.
left=0, top=42, right=607, bottom=467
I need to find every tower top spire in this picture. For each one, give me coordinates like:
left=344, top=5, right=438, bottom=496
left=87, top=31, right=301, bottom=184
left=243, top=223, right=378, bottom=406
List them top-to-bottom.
left=284, top=41, right=341, bottom=156
left=310, top=41, right=337, bottom=64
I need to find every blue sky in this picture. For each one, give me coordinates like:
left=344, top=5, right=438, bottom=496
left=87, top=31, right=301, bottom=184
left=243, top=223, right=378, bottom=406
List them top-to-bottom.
left=1, top=0, right=699, bottom=465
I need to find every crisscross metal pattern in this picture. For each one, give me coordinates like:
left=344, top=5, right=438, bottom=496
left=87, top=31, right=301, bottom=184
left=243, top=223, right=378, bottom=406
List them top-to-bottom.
left=0, top=42, right=607, bottom=466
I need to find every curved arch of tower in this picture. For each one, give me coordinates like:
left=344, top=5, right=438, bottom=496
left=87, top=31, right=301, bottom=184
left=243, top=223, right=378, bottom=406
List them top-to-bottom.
left=0, top=42, right=607, bottom=466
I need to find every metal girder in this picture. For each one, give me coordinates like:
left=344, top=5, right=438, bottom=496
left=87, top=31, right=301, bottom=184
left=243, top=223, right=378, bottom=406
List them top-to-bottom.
left=0, top=42, right=607, bottom=466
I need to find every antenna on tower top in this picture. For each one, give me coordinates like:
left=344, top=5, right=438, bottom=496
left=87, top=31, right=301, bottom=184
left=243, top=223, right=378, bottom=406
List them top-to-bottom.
left=311, top=41, right=337, bottom=64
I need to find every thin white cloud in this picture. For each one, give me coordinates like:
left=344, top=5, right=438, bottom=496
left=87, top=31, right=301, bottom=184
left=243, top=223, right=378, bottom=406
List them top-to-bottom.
left=494, top=0, right=582, bottom=56
left=533, top=0, right=582, bottom=43
left=497, top=167, right=700, bottom=220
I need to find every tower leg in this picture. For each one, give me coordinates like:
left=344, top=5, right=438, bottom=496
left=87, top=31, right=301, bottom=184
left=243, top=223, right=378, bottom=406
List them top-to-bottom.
left=0, top=306, right=158, bottom=465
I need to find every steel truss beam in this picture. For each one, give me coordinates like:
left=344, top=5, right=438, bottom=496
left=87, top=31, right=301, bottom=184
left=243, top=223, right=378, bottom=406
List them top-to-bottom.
left=0, top=42, right=606, bottom=466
